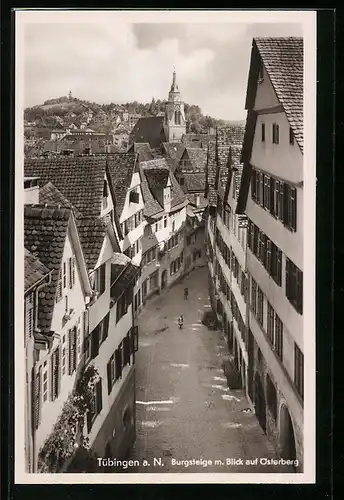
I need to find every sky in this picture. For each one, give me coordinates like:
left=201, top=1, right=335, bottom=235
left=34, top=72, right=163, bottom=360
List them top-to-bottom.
left=23, top=15, right=303, bottom=121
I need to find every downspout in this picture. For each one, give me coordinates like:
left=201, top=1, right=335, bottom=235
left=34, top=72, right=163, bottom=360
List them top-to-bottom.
left=31, top=271, right=52, bottom=473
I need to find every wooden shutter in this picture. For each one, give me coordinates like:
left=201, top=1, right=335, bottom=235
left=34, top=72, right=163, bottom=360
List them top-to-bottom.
left=270, top=178, right=275, bottom=216
left=283, top=183, right=289, bottom=226
left=291, top=187, right=297, bottom=231
left=72, top=256, right=76, bottom=286
left=68, top=257, right=73, bottom=288
left=285, top=258, right=290, bottom=298
left=99, top=264, right=106, bottom=295
left=297, top=269, right=303, bottom=314
left=56, top=270, right=63, bottom=302
left=25, top=293, right=34, bottom=342
left=103, top=312, right=110, bottom=341
left=91, top=326, right=100, bottom=359
left=68, top=329, right=73, bottom=375
left=115, top=346, right=122, bottom=380
left=51, top=348, right=61, bottom=400
left=107, top=358, right=112, bottom=394
left=33, top=365, right=42, bottom=429
left=96, top=379, right=102, bottom=415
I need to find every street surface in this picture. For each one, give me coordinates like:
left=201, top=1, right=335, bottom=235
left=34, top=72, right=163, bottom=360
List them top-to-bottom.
left=128, top=266, right=293, bottom=473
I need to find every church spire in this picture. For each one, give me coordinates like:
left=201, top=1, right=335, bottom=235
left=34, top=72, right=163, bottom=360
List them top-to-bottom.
left=170, top=67, right=179, bottom=93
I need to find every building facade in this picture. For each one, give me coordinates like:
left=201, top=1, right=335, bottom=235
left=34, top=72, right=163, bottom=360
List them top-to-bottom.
left=236, top=37, right=304, bottom=471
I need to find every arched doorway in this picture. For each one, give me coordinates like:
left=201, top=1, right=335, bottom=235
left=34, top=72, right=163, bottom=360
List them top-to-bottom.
left=161, top=270, right=167, bottom=290
left=254, top=372, right=266, bottom=433
left=279, top=404, right=297, bottom=466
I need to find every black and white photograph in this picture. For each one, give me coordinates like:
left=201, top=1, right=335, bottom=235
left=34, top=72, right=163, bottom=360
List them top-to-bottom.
left=15, top=9, right=316, bottom=483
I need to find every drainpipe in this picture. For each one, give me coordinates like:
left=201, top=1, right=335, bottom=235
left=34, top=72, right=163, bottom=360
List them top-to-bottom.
left=31, top=272, right=52, bottom=473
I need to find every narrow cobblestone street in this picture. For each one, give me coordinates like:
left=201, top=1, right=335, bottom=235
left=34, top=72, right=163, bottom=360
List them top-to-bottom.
left=128, top=266, right=293, bottom=474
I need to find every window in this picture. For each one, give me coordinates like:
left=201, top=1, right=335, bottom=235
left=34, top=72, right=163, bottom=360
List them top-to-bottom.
left=261, top=123, right=265, bottom=142
left=272, top=123, right=280, bottom=144
left=289, top=127, right=295, bottom=145
left=263, top=175, right=271, bottom=211
left=103, top=180, right=109, bottom=209
left=283, top=185, right=297, bottom=232
left=129, top=190, right=139, bottom=204
left=163, top=216, right=167, bottom=228
left=172, top=221, right=175, bottom=232
left=271, top=243, right=282, bottom=286
left=68, top=256, right=76, bottom=288
left=285, top=258, right=303, bottom=314
left=62, top=262, right=67, bottom=289
left=93, top=263, right=106, bottom=296
left=56, top=269, right=63, bottom=302
left=251, top=277, right=257, bottom=316
left=257, top=287, right=264, bottom=326
left=116, top=291, right=129, bottom=323
left=25, top=293, right=34, bottom=341
left=65, top=295, right=69, bottom=314
left=267, top=302, right=275, bottom=344
left=275, top=314, right=283, bottom=360
left=68, top=327, right=77, bottom=374
left=123, top=332, right=131, bottom=368
left=294, top=343, right=304, bottom=399
left=51, top=347, right=61, bottom=400
left=107, top=352, right=116, bottom=393
left=34, top=366, right=42, bottom=429
left=43, top=369, right=48, bottom=402
left=87, top=379, right=103, bottom=431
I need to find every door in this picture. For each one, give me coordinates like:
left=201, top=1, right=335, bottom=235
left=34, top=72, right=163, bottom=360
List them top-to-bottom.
left=161, top=270, right=167, bottom=290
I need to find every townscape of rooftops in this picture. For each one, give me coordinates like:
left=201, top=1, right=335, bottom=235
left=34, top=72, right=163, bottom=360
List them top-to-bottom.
left=23, top=36, right=306, bottom=475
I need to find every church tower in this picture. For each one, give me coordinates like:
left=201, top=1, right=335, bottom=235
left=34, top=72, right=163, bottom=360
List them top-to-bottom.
left=164, top=69, right=186, bottom=143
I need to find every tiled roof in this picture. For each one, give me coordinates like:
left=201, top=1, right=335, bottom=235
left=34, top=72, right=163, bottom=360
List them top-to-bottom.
left=254, top=37, right=303, bottom=151
left=129, top=116, right=167, bottom=149
left=182, top=133, right=214, bottom=148
left=206, top=135, right=231, bottom=206
left=162, top=142, right=185, bottom=162
left=127, top=143, right=154, bottom=162
left=181, top=148, right=207, bottom=173
left=107, top=153, right=138, bottom=217
left=24, top=156, right=108, bottom=218
left=139, top=159, right=187, bottom=218
left=145, top=169, right=169, bottom=190
left=183, top=173, right=205, bottom=192
left=39, top=182, right=82, bottom=217
left=24, top=205, right=71, bottom=333
left=76, top=217, right=116, bottom=271
left=24, top=248, right=50, bottom=292
left=110, top=261, right=139, bottom=303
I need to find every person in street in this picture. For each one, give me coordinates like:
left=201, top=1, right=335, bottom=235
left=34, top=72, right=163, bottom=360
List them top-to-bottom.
left=184, top=287, right=188, bottom=300
left=178, top=315, right=184, bottom=329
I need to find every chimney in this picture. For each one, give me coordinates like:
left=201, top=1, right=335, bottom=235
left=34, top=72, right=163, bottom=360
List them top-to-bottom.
left=24, top=177, right=40, bottom=205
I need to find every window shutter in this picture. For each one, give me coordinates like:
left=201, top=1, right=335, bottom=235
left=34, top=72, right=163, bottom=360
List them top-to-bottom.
left=283, top=183, right=289, bottom=226
left=291, top=187, right=297, bottom=231
left=72, top=256, right=76, bottom=287
left=68, top=257, right=72, bottom=288
left=285, top=258, right=290, bottom=297
left=99, top=264, right=106, bottom=295
left=297, top=270, right=303, bottom=314
left=25, top=294, right=34, bottom=341
left=103, top=312, right=110, bottom=341
left=91, top=326, right=100, bottom=359
left=72, top=327, right=77, bottom=372
left=68, top=329, right=73, bottom=375
left=115, top=347, right=122, bottom=380
left=107, top=359, right=112, bottom=395
left=33, top=365, right=42, bottom=429
left=96, top=379, right=102, bottom=414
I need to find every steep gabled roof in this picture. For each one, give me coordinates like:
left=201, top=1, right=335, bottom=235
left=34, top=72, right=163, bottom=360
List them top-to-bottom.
left=245, top=37, right=303, bottom=152
left=129, top=116, right=166, bottom=149
left=205, top=132, right=232, bottom=206
left=182, top=133, right=214, bottom=149
left=162, top=142, right=185, bottom=162
left=180, top=148, right=207, bottom=173
left=107, top=153, right=138, bottom=218
left=24, top=156, right=109, bottom=218
left=139, top=159, right=187, bottom=218
left=39, top=182, right=82, bottom=217
left=24, top=205, right=71, bottom=333
left=24, top=248, right=50, bottom=293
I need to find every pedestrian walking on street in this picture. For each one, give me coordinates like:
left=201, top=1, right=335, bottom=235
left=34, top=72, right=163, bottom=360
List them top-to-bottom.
left=184, top=287, right=188, bottom=300
left=178, top=315, right=184, bottom=329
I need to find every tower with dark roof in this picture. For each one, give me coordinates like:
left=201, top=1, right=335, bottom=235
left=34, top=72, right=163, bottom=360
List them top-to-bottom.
left=164, top=68, right=186, bottom=143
